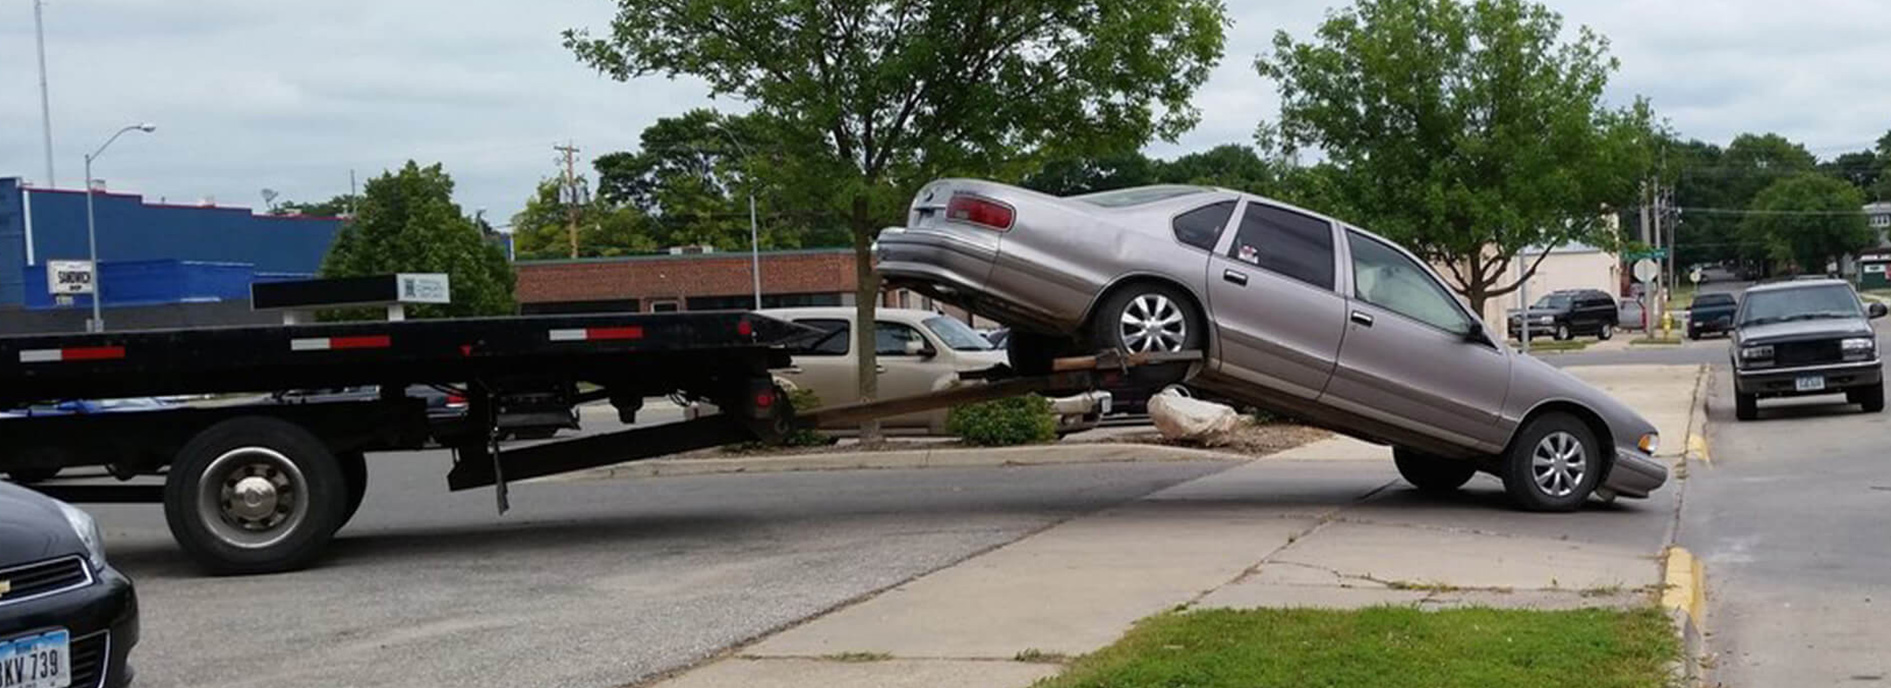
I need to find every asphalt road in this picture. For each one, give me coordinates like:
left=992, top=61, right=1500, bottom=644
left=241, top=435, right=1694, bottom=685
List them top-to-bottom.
left=1680, top=324, right=1891, bottom=685
left=89, top=453, right=1234, bottom=688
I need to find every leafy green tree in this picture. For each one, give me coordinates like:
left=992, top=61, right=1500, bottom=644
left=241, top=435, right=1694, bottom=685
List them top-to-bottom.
left=566, top=0, right=1229, bottom=438
left=1256, top=0, right=1653, bottom=314
left=593, top=110, right=847, bottom=250
left=1158, top=144, right=1277, bottom=190
left=1821, top=150, right=1883, bottom=195
left=1020, top=152, right=1162, bottom=196
left=320, top=162, right=515, bottom=317
left=1739, top=173, right=1874, bottom=274
left=509, top=179, right=659, bottom=260
left=273, top=194, right=358, bottom=217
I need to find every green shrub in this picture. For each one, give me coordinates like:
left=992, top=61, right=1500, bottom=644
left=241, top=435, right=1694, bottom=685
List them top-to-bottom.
left=780, top=387, right=829, bottom=447
left=947, top=394, right=1058, bottom=446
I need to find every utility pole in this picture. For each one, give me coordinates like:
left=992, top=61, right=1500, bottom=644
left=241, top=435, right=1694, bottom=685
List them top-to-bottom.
left=34, top=0, right=56, bottom=187
left=554, top=142, right=582, bottom=259
left=348, top=169, right=357, bottom=216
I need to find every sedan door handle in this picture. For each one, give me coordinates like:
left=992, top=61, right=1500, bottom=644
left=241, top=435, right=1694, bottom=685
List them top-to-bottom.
left=1223, top=269, right=1248, bottom=286
left=1350, top=311, right=1375, bottom=327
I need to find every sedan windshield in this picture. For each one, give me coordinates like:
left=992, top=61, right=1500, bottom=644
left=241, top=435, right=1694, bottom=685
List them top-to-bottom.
left=1738, top=284, right=1862, bottom=326
left=923, top=316, right=993, bottom=351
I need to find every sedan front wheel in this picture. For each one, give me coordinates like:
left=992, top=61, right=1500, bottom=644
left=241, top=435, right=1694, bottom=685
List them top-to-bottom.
left=1500, top=413, right=1601, bottom=512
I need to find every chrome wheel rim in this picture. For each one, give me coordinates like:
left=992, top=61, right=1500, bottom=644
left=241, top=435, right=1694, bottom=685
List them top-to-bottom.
left=1119, top=294, right=1187, bottom=353
left=1530, top=431, right=1587, bottom=498
left=196, top=447, right=309, bottom=549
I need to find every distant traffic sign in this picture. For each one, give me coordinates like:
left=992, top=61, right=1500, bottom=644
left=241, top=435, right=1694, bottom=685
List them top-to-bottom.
left=1626, top=248, right=1668, bottom=261
left=1632, top=259, right=1660, bottom=283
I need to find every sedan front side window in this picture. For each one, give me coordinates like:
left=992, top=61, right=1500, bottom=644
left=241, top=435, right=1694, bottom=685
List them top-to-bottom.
left=1347, top=231, right=1473, bottom=334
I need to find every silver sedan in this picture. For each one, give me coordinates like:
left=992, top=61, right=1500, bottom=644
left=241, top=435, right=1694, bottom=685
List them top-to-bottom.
left=876, top=180, right=1667, bottom=511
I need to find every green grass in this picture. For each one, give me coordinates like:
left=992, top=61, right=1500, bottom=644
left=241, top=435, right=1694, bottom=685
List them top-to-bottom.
left=1665, top=283, right=1698, bottom=311
left=1629, top=337, right=1683, bottom=346
left=1511, top=339, right=1590, bottom=352
left=1033, top=606, right=1678, bottom=688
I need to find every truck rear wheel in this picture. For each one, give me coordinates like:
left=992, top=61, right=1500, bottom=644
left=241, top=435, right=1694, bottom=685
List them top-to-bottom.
left=164, top=417, right=347, bottom=575
left=336, top=450, right=367, bottom=533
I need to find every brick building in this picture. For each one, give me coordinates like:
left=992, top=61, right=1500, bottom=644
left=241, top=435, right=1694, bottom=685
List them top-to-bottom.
left=516, top=248, right=962, bottom=316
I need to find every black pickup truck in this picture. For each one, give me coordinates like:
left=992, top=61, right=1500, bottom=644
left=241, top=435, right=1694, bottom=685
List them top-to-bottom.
left=1731, top=279, right=1887, bottom=420
left=1686, top=292, right=1738, bottom=339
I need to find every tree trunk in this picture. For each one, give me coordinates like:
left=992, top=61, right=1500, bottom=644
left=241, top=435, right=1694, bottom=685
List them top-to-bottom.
left=850, top=192, right=882, bottom=444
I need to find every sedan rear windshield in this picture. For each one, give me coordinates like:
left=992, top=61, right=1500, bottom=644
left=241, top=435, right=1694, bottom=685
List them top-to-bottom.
left=1072, top=185, right=1211, bottom=208
left=1738, top=285, right=1862, bottom=326
left=1694, top=293, right=1734, bottom=307
left=923, top=316, right=993, bottom=351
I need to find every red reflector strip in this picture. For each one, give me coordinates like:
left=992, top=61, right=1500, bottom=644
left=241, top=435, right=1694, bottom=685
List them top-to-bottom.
left=549, top=327, right=644, bottom=342
left=291, top=335, right=392, bottom=351
left=18, top=346, right=126, bottom=363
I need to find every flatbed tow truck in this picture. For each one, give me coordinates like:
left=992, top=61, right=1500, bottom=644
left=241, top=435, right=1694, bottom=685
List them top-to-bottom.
left=0, top=311, right=1190, bottom=574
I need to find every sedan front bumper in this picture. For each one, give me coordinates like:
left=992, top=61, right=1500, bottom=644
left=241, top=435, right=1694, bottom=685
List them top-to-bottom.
left=1734, top=360, right=1882, bottom=396
left=1602, top=447, right=1667, bottom=499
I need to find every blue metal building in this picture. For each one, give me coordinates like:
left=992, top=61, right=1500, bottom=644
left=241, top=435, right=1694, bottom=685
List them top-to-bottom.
left=0, top=177, right=341, bottom=313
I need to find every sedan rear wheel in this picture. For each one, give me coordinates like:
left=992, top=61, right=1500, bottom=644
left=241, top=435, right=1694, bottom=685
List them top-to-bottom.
left=1090, top=284, right=1204, bottom=386
left=1500, top=413, right=1601, bottom=512
left=1393, top=448, right=1477, bottom=493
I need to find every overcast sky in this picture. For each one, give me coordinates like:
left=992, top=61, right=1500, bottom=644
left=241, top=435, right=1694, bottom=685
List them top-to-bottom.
left=3, top=0, right=1888, bottom=223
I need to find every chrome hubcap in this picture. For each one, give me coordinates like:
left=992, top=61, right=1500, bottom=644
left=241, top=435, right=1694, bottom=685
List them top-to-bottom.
left=1119, top=294, right=1187, bottom=352
left=1531, top=431, right=1587, bottom=497
left=197, top=447, right=308, bottom=549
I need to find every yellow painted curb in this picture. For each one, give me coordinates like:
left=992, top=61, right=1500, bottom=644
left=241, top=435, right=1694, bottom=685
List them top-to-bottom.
left=1687, top=434, right=1710, bottom=465
left=1662, top=546, right=1706, bottom=624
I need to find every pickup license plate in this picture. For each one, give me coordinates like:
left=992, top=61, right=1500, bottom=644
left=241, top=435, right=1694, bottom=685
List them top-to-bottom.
left=1796, top=375, right=1825, bottom=393
left=0, top=629, right=70, bottom=688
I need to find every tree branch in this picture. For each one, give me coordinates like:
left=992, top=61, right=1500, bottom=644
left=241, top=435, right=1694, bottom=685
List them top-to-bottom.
left=1483, top=247, right=1557, bottom=299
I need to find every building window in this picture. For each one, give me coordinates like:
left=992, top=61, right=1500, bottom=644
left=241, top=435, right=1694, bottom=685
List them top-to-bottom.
left=684, top=292, right=845, bottom=311
left=521, top=299, right=640, bottom=315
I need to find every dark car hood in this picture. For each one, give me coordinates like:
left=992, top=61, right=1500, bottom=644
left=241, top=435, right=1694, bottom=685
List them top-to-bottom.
left=1736, top=319, right=1874, bottom=345
left=0, top=481, right=82, bottom=567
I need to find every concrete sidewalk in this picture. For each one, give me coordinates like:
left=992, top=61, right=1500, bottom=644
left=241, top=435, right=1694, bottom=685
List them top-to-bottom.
left=652, top=365, right=1700, bottom=688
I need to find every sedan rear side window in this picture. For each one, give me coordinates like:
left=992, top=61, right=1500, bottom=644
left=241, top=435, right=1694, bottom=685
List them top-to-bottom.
left=1172, top=201, right=1236, bottom=251
left=1227, top=202, right=1335, bottom=290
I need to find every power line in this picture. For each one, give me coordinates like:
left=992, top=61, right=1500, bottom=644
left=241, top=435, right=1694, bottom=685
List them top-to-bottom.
left=1678, top=207, right=1872, bottom=217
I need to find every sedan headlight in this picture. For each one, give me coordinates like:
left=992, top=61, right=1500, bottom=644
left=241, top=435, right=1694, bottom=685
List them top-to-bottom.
left=1739, top=345, right=1774, bottom=361
left=1637, top=433, right=1660, bottom=455
left=55, top=501, right=107, bottom=570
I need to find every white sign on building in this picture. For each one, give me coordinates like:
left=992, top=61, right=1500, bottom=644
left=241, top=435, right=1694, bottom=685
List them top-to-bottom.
left=46, top=260, right=96, bottom=295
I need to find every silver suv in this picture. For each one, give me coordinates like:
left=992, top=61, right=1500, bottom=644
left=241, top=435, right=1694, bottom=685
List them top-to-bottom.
left=877, top=180, right=1668, bottom=510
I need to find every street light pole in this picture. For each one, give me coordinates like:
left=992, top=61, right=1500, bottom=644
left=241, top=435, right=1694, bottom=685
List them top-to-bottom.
left=34, top=0, right=56, bottom=187
left=83, top=123, right=156, bottom=333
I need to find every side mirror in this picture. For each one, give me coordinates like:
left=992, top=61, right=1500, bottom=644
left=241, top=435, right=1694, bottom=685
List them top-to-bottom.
left=1870, top=302, right=1888, bottom=320
left=1462, top=320, right=1490, bottom=345
left=903, top=339, right=935, bottom=358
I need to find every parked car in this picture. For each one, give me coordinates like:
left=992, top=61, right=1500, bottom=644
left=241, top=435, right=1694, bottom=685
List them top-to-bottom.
left=877, top=181, right=1667, bottom=510
left=1730, top=279, right=1886, bottom=420
left=1507, top=289, right=1619, bottom=341
left=1686, top=292, right=1738, bottom=339
left=1617, top=299, right=1647, bottom=331
left=690, top=307, right=1109, bottom=435
left=267, top=385, right=574, bottom=440
left=1, top=398, right=174, bottom=483
left=0, top=482, right=138, bottom=687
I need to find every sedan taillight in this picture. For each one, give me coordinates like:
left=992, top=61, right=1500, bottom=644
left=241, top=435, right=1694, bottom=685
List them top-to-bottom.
left=946, top=193, right=1014, bottom=231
